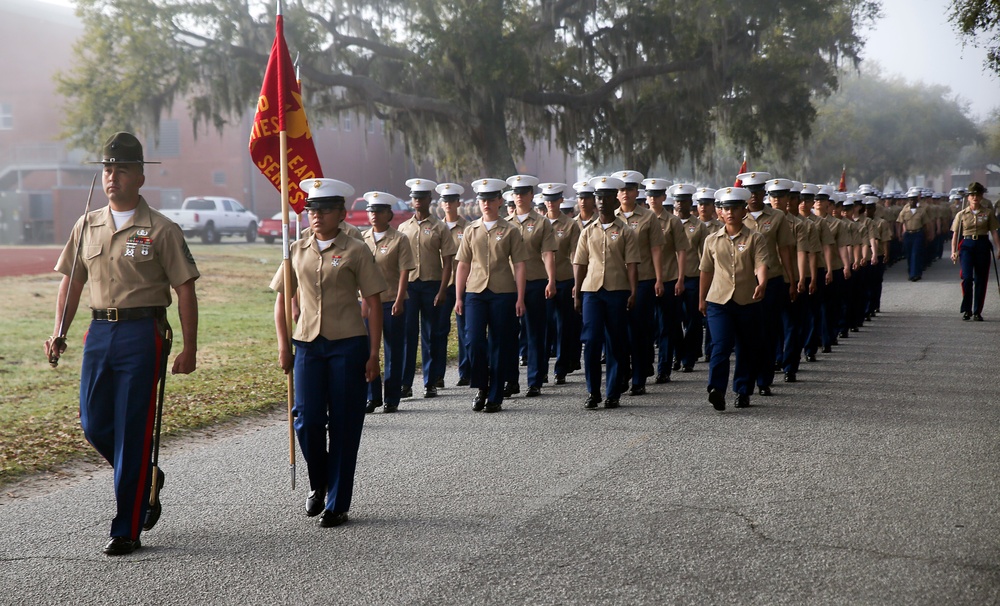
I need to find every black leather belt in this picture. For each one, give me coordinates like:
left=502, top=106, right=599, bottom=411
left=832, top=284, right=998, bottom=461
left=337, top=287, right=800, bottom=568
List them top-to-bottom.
left=906, top=229, right=923, bottom=233
left=963, top=235, right=982, bottom=240
left=92, top=307, right=165, bottom=322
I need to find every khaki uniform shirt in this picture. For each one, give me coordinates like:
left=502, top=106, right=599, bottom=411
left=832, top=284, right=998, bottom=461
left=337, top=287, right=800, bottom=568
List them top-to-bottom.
left=55, top=197, right=200, bottom=309
left=897, top=204, right=931, bottom=232
left=616, top=205, right=665, bottom=281
left=744, top=206, right=794, bottom=281
left=952, top=207, right=1000, bottom=237
left=511, top=210, right=558, bottom=281
left=652, top=210, right=691, bottom=282
left=549, top=213, right=582, bottom=282
left=788, top=213, right=821, bottom=255
left=398, top=214, right=457, bottom=282
left=576, top=215, right=598, bottom=232
left=806, top=215, right=836, bottom=270
left=822, top=215, right=849, bottom=271
left=444, top=216, right=469, bottom=286
left=573, top=217, right=641, bottom=292
left=853, top=217, right=874, bottom=261
left=456, top=218, right=530, bottom=294
left=679, top=218, right=710, bottom=279
left=702, top=218, right=724, bottom=234
left=699, top=226, right=770, bottom=306
left=363, top=227, right=416, bottom=304
left=270, top=231, right=387, bottom=342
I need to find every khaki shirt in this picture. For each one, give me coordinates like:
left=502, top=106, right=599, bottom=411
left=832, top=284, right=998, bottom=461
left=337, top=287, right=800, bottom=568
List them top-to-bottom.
left=55, top=197, right=200, bottom=309
left=897, top=204, right=932, bottom=232
left=615, top=205, right=665, bottom=281
left=744, top=206, right=794, bottom=281
left=952, top=208, right=999, bottom=237
left=511, top=210, right=558, bottom=281
left=652, top=210, right=691, bottom=282
left=549, top=213, right=582, bottom=282
left=788, top=213, right=821, bottom=255
left=398, top=214, right=458, bottom=282
left=577, top=215, right=598, bottom=232
left=806, top=215, right=836, bottom=269
left=823, top=215, right=849, bottom=271
left=444, top=216, right=469, bottom=286
left=573, top=217, right=641, bottom=292
left=853, top=217, right=874, bottom=260
left=456, top=218, right=530, bottom=294
left=679, top=218, right=710, bottom=279
left=702, top=218, right=724, bottom=233
left=303, top=222, right=364, bottom=241
left=699, top=226, right=769, bottom=305
left=363, top=227, right=416, bottom=303
left=270, top=232, right=387, bottom=342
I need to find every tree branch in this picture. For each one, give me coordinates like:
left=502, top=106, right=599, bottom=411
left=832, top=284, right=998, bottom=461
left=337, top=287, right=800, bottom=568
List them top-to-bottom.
left=515, top=57, right=709, bottom=109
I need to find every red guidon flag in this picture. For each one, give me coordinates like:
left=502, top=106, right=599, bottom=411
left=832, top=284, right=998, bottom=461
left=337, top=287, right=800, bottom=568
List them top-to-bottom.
left=249, top=9, right=322, bottom=213
left=733, top=153, right=747, bottom=187
left=838, top=166, right=847, bottom=192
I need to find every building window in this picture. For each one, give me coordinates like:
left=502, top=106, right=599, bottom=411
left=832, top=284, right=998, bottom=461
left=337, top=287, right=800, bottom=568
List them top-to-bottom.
left=0, top=102, right=12, bottom=130
left=150, top=119, right=180, bottom=158
left=213, top=170, right=226, bottom=186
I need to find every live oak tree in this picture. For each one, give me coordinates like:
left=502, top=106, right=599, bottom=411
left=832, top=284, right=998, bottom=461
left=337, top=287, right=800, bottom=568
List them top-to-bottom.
left=57, top=0, right=880, bottom=178
left=950, top=0, right=1000, bottom=76
left=746, top=66, right=981, bottom=188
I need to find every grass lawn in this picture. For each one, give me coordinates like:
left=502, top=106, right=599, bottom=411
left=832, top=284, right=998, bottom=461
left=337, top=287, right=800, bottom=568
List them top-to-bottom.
left=0, top=242, right=459, bottom=486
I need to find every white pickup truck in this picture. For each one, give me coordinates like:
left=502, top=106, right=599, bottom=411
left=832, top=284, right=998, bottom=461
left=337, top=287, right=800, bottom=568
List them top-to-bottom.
left=162, top=197, right=260, bottom=244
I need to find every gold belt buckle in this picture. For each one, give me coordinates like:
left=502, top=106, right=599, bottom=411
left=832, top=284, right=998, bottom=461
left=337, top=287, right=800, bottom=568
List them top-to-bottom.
left=107, top=307, right=118, bottom=322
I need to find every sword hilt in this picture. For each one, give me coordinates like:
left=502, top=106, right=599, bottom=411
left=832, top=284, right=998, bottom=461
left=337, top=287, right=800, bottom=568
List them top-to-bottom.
left=47, top=336, right=66, bottom=368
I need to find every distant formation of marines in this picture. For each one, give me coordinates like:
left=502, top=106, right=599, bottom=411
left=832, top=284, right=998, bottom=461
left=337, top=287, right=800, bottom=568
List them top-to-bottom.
left=342, top=172, right=997, bottom=413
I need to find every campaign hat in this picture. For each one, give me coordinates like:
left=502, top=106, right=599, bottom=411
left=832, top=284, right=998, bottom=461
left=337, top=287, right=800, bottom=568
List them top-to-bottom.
left=88, top=132, right=160, bottom=165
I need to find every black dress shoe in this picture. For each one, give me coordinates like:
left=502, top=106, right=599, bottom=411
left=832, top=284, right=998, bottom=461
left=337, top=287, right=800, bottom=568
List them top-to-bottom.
left=963, top=312, right=972, bottom=321
left=974, top=314, right=984, bottom=321
left=850, top=327, right=859, bottom=333
left=839, top=330, right=849, bottom=339
left=822, top=344, right=832, bottom=353
left=806, top=354, right=817, bottom=362
left=520, top=355, right=527, bottom=366
left=672, top=360, right=681, bottom=372
left=681, top=365, right=694, bottom=373
left=783, top=372, right=796, bottom=383
left=655, top=373, right=670, bottom=384
left=555, top=375, right=566, bottom=385
left=456, top=376, right=471, bottom=386
left=542, top=376, right=549, bottom=384
left=435, top=377, right=445, bottom=389
left=503, top=382, right=520, bottom=397
left=400, top=385, right=413, bottom=399
left=424, top=385, right=438, bottom=398
left=526, top=385, right=541, bottom=397
left=628, top=385, right=646, bottom=396
left=758, top=386, right=772, bottom=396
left=708, top=388, right=726, bottom=411
left=472, top=389, right=487, bottom=412
left=584, top=393, right=601, bottom=409
left=735, top=394, right=750, bottom=408
left=604, top=397, right=620, bottom=409
left=365, top=400, right=381, bottom=414
left=484, top=401, right=502, bottom=413
left=383, top=404, right=398, bottom=413
left=142, top=468, right=165, bottom=531
left=306, top=490, right=325, bottom=517
left=319, top=510, right=349, bottom=528
left=103, top=536, right=141, bottom=556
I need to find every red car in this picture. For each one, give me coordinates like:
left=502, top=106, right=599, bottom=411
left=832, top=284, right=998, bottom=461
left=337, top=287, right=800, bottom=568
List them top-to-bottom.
left=343, top=197, right=413, bottom=230
left=257, top=212, right=303, bottom=244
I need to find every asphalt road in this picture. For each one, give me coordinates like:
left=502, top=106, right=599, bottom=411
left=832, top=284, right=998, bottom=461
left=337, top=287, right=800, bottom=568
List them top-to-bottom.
left=2, top=257, right=998, bottom=605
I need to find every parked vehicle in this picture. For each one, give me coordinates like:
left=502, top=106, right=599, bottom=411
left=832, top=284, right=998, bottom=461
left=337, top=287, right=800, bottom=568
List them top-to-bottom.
left=162, top=197, right=260, bottom=244
left=343, top=197, right=413, bottom=230
left=257, top=212, right=306, bottom=244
